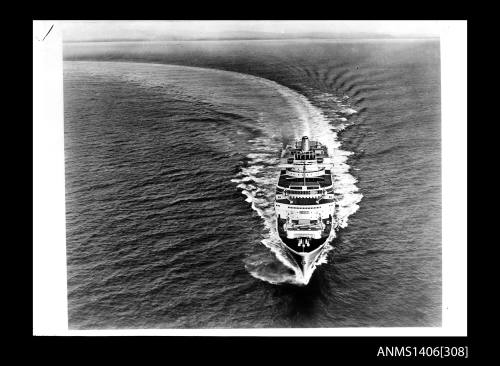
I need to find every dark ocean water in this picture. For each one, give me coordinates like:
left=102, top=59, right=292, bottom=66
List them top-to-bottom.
left=64, top=39, right=441, bottom=328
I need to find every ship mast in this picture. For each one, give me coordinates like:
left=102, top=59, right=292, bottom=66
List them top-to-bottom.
left=301, top=136, right=309, bottom=187
left=303, top=162, right=306, bottom=186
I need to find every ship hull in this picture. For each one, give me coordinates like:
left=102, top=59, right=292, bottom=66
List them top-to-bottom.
left=277, top=218, right=332, bottom=282
left=281, top=239, right=327, bottom=283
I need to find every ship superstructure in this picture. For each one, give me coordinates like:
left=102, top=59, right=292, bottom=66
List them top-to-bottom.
left=274, top=136, right=336, bottom=281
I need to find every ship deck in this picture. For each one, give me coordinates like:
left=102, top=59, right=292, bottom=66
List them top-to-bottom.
left=277, top=173, right=332, bottom=189
left=276, top=197, right=335, bottom=205
left=277, top=216, right=332, bottom=254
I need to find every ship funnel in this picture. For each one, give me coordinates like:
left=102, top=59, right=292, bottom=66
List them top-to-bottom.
left=301, top=136, right=310, bottom=152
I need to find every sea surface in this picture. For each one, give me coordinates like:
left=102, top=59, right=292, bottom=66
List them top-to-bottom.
left=63, top=39, right=441, bottom=328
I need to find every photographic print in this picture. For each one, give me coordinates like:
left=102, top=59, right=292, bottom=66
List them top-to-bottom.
left=55, top=21, right=443, bottom=329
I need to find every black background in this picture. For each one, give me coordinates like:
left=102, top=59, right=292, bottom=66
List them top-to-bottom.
left=29, top=10, right=474, bottom=362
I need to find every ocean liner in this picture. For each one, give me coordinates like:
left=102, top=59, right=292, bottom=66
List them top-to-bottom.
left=275, top=136, right=336, bottom=281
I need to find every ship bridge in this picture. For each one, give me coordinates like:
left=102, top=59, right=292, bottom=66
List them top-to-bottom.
left=275, top=137, right=335, bottom=207
left=277, top=174, right=333, bottom=189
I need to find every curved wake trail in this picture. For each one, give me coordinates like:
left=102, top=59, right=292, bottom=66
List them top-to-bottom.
left=74, top=60, right=362, bottom=285
left=230, top=75, right=363, bottom=285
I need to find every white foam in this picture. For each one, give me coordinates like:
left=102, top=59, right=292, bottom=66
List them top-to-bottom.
left=227, top=77, right=362, bottom=285
left=341, top=107, right=358, bottom=115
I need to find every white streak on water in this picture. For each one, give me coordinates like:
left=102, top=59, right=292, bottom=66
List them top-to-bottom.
left=69, top=60, right=363, bottom=286
left=80, top=60, right=363, bottom=285
left=229, top=76, right=363, bottom=285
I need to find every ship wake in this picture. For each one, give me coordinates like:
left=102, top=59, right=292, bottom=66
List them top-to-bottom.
left=230, top=76, right=363, bottom=285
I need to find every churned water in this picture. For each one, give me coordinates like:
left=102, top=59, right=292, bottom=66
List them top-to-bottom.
left=63, top=39, right=441, bottom=328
